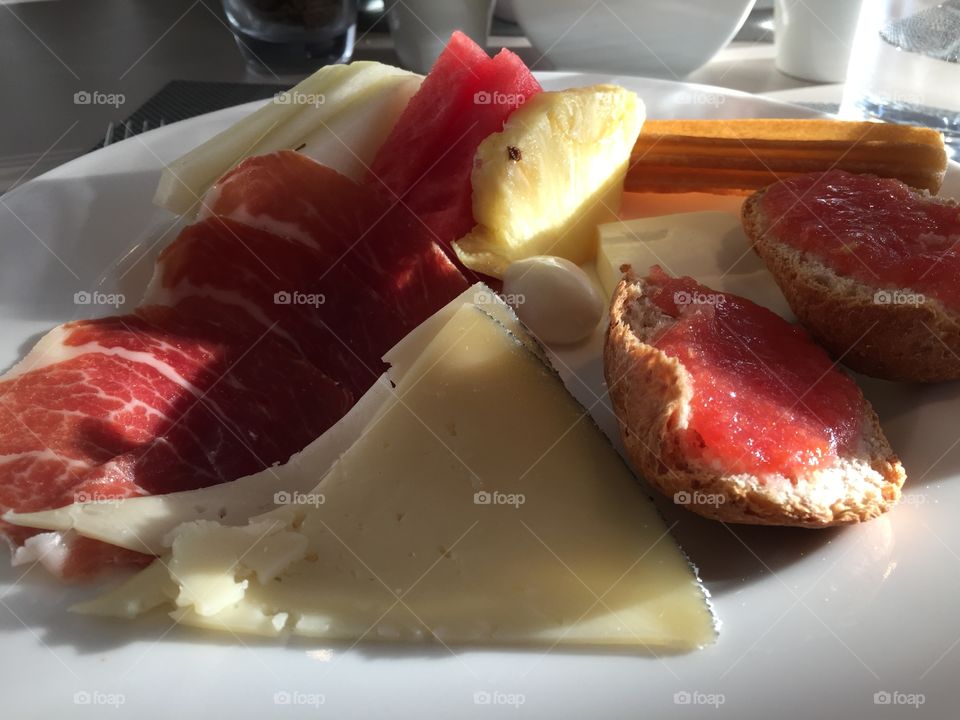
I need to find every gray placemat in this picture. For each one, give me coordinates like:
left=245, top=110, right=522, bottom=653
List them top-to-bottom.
left=92, top=80, right=289, bottom=149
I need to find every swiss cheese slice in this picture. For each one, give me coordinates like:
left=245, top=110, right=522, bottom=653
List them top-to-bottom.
left=596, top=211, right=793, bottom=318
left=78, top=297, right=715, bottom=649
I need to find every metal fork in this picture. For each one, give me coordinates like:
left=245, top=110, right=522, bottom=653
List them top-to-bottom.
left=102, top=118, right=167, bottom=147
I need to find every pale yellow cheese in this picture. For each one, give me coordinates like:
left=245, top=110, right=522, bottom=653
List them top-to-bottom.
left=383, top=282, right=544, bottom=382
left=78, top=300, right=715, bottom=649
left=71, top=559, right=175, bottom=619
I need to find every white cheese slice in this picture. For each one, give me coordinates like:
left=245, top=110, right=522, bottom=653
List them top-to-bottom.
left=155, top=62, right=420, bottom=215
left=297, top=74, right=422, bottom=180
left=596, top=211, right=794, bottom=318
left=79, top=300, right=715, bottom=649
left=4, top=376, right=395, bottom=555
left=168, top=520, right=309, bottom=617
left=71, top=559, right=175, bottom=619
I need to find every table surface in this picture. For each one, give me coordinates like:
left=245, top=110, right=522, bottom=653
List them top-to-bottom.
left=0, top=0, right=839, bottom=193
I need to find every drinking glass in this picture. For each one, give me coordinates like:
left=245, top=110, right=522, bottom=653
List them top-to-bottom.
left=222, top=0, right=358, bottom=73
left=774, top=0, right=861, bottom=83
left=840, top=0, right=960, bottom=156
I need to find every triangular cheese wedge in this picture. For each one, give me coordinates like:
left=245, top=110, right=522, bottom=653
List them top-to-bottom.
left=77, top=295, right=716, bottom=649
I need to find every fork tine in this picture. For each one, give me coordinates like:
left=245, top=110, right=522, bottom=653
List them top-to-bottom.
left=142, top=119, right=149, bottom=134
left=103, top=121, right=114, bottom=147
left=123, top=122, right=133, bottom=140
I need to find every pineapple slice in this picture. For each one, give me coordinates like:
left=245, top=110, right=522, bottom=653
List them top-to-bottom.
left=453, top=85, right=644, bottom=278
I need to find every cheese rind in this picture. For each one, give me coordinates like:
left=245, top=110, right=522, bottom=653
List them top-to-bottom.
left=383, top=282, right=545, bottom=382
left=78, top=299, right=715, bottom=650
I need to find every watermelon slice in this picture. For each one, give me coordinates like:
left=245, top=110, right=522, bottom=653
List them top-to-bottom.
left=368, top=32, right=541, bottom=270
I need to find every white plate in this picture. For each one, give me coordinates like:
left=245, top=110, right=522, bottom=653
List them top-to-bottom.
left=1, top=74, right=959, bottom=720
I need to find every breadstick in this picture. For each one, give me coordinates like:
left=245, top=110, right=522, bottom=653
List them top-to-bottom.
left=627, top=119, right=948, bottom=195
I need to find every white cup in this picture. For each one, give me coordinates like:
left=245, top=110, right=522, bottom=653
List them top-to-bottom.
left=388, top=0, right=495, bottom=74
left=774, top=0, right=862, bottom=83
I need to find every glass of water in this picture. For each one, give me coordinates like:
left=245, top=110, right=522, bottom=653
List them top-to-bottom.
left=222, top=0, right=358, bottom=73
left=840, top=0, right=960, bottom=156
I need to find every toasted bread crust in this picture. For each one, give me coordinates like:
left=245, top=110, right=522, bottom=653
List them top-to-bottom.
left=742, top=188, right=960, bottom=383
left=604, top=272, right=906, bottom=527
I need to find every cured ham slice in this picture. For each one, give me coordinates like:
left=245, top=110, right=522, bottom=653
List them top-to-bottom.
left=200, top=150, right=469, bottom=326
left=1, top=154, right=466, bottom=578
left=148, top=216, right=407, bottom=396
left=1, top=307, right=351, bottom=577
left=63, top=307, right=353, bottom=496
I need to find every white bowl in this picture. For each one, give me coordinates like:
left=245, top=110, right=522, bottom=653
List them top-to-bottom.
left=512, top=0, right=757, bottom=77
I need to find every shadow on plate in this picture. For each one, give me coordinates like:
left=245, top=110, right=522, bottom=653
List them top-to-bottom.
left=653, top=496, right=844, bottom=595
left=0, top=571, right=705, bottom=661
